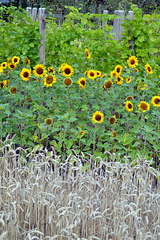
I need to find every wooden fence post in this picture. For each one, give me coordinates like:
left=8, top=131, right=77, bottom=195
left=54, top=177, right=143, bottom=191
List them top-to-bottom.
left=26, top=7, right=46, bottom=65
left=102, top=10, right=108, bottom=29
left=112, top=10, right=125, bottom=42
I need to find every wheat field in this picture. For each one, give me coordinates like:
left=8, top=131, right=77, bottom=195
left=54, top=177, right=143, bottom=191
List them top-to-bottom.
left=0, top=137, right=160, bottom=240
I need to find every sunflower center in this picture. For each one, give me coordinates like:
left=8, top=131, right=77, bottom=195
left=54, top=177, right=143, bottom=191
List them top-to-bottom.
left=14, top=58, right=18, bottom=63
left=130, top=59, right=135, bottom=65
left=10, top=64, right=14, bottom=69
left=36, top=67, right=43, bottom=74
left=117, top=67, right=120, bottom=73
left=147, top=67, right=151, bottom=72
left=64, top=68, right=71, bottom=74
left=24, top=72, right=29, bottom=78
left=90, top=72, right=94, bottom=77
left=46, top=75, right=53, bottom=84
left=117, top=77, right=121, bottom=81
left=64, top=78, right=72, bottom=86
left=81, top=80, right=85, bottom=86
left=105, top=80, right=112, bottom=88
left=0, top=82, right=4, bottom=88
left=11, top=87, right=16, bottom=94
left=154, top=98, right=160, bottom=104
left=128, top=103, right=132, bottom=109
left=141, top=103, right=147, bottom=110
left=95, top=114, right=101, bottom=121
left=110, top=117, right=115, bottom=124
left=46, top=119, right=52, bottom=125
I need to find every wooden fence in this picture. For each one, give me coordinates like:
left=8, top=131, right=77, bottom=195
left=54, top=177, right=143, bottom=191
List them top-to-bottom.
left=26, top=7, right=135, bottom=65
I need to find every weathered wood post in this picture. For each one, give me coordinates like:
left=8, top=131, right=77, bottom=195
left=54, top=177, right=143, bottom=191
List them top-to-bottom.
left=26, top=7, right=46, bottom=65
left=38, top=8, right=46, bottom=65
left=102, top=10, right=108, bottom=29
left=112, top=10, right=125, bottom=42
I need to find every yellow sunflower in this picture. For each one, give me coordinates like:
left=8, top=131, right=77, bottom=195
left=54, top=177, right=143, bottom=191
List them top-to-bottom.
left=85, top=49, right=91, bottom=59
left=12, top=56, right=20, bottom=65
left=127, top=56, right=138, bottom=68
left=7, top=58, right=12, bottom=64
left=23, top=58, right=30, bottom=65
left=1, top=62, right=7, bottom=69
left=8, top=63, right=17, bottom=70
left=33, top=64, right=47, bottom=77
left=62, top=64, right=74, bottom=77
left=145, top=64, right=153, bottom=75
left=115, top=65, right=123, bottom=75
left=0, top=67, right=3, bottom=75
left=48, top=67, right=55, bottom=74
left=20, top=68, right=31, bottom=81
left=134, top=68, right=139, bottom=73
left=84, top=70, right=88, bottom=76
left=87, top=70, right=97, bottom=80
left=110, top=70, right=116, bottom=79
left=96, top=71, right=102, bottom=78
left=44, top=75, right=56, bottom=87
left=116, top=76, right=123, bottom=85
left=126, top=76, right=132, bottom=83
left=78, top=77, right=86, bottom=89
left=64, top=78, right=72, bottom=86
left=2, top=80, right=10, bottom=88
left=104, top=80, right=112, bottom=89
left=0, top=82, right=4, bottom=88
left=10, top=87, right=16, bottom=94
left=151, top=96, right=160, bottom=107
left=126, top=101, right=133, bottom=112
left=138, top=101, right=150, bottom=112
left=92, top=111, right=104, bottom=124
left=109, top=115, right=116, bottom=124
left=45, top=118, right=52, bottom=125
left=80, top=130, right=84, bottom=135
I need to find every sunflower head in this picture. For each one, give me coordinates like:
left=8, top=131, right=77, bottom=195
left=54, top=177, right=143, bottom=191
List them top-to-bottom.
left=85, top=49, right=91, bottom=59
left=12, top=56, right=20, bottom=64
left=127, top=56, right=138, bottom=68
left=7, top=58, right=12, bottom=64
left=23, top=58, right=30, bottom=65
left=1, top=62, right=7, bottom=69
left=8, top=63, right=17, bottom=70
left=33, top=64, right=47, bottom=77
left=63, top=64, right=74, bottom=77
left=145, top=64, right=153, bottom=75
left=115, top=65, right=123, bottom=75
left=48, top=67, right=55, bottom=74
left=20, top=68, right=31, bottom=81
left=134, top=68, right=139, bottom=73
left=87, top=70, right=97, bottom=80
left=110, top=70, right=116, bottom=79
left=96, top=71, right=101, bottom=78
left=44, top=75, right=56, bottom=87
left=116, top=76, right=123, bottom=85
left=126, top=76, right=132, bottom=83
left=78, top=77, right=86, bottom=89
left=64, top=78, right=72, bottom=86
left=104, top=80, right=112, bottom=89
left=0, top=82, right=4, bottom=88
left=10, top=87, right=16, bottom=94
left=126, top=96, right=133, bottom=101
left=151, top=96, right=160, bottom=107
left=126, top=101, right=133, bottom=112
left=138, top=101, right=150, bottom=112
left=92, top=111, right=104, bottom=124
left=109, top=115, right=116, bottom=124
left=46, top=118, right=52, bottom=125
left=80, top=130, right=84, bottom=135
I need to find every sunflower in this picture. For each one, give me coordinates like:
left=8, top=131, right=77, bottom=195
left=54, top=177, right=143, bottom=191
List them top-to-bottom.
left=85, top=49, right=91, bottom=59
left=12, top=56, right=20, bottom=65
left=127, top=56, right=138, bottom=68
left=7, top=58, right=12, bottom=64
left=23, top=58, right=30, bottom=65
left=1, top=62, right=7, bottom=69
left=8, top=63, right=17, bottom=70
left=59, top=63, right=67, bottom=72
left=33, top=64, right=47, bottom=77
left=62, top=64, right=74, bottom=77
left=145, top=64, right=153, bottom=75
left=115, top=65, right=123, bottom=75
left=0, top=67, right=3, bottom=75
left=48, top=67, right=55, bottom=74
left=20, top=68, right=31, bottom=81
left=134, top=68, right=139, bottom=73
left=84, top=70, right=88, bottom=76
left=87, top=70, right=97, bottom=80
left=110, top=70, right=116, bottom=79
left=96, top=71, right=102, bottom=78
left=101, top=74, right=106, bottom=78
left=44, top=75, right=56, bottom=87
left=116, top=76, right=123, bottom=85
left=126, top=76, right=132, bottom=83
left=78, top=77, right=86, bottom=89
left=64, top=78, right=72, bottom=86
left=2, top=80, right=10, bottom=88
left=104, top=80, right=112, bottom=89
left=0, top=82, right=4, bottom=88
left=10, top=87, right=16, bottom=94
left=126, top=96, right=133, bottom=101
left=151, top=96, right=160, bottom=107
left=126, top=101, right=133, bottom=112
left=138, top=101, right=150, bottom=112
left=92, top=111, right=104, bottom=124
left=109, top=115, right=116, bottom=124
left=45, top=118, right=52, bottom=125
left=80, top=130, right=84, bottom=135
left=112, top=131, right=116, bottom=137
